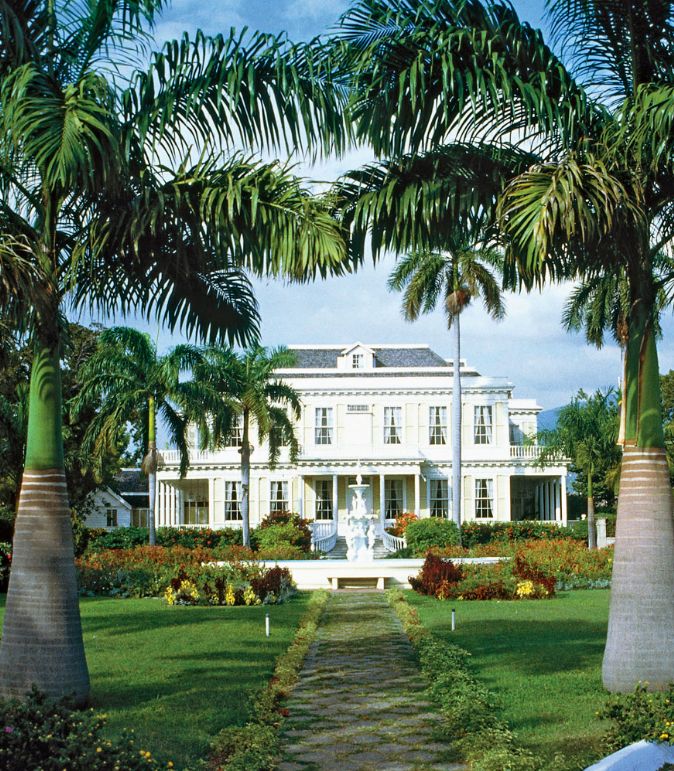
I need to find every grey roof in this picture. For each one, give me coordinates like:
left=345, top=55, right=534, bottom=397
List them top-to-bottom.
left=289, top=346, right=449, bottom=370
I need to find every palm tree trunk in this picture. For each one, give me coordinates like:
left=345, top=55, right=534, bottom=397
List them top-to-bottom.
left=602, top=291, right=674, bottom=691
left=451, top=316, right=462, bottom=532
left=0, top=342, right=90, bottom=703
left=144, top=396, right=158, bottom=546
left=240, top=410, right=251, bottom=548
left=586, top=471, right=597, bottom=549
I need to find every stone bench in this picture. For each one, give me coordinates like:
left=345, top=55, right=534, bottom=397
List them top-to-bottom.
left=329, top=575, right=387, bottom=590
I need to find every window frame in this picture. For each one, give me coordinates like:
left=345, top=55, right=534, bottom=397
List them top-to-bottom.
left=473, top=405, right=493, bottom=445
left=383, top=406, right=402, bottom=445
left=429, top=406, right=448, bottom=445
left=314, top=407, right=333, bottom=445
left=384, top=478, right=404, bottom=518
left=474, top=478, right=494, bottom=519
left=315, top=479, right=333, bottom=520
left=429, top=479, right=449, bottom=518
left=269, top=480, right=289, bottom=513
left=224, top=481, right=243, bottom=521
left=184, top=499, right=209, bottom=525
left=105, top=507, right=118, bottom=528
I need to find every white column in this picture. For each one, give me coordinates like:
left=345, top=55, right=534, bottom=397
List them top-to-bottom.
left=379, top=473, right=386, bottom=533
left=414, top=473, right=421, bottom=517
left=332, top=474, right=338, bottom=523
left=561, top=474, right=568, bottom=525
left=297, top=475, right=304, bottom=518
left=208, top=478, right=215, bottom=527
left=554, top=479, right=561, bottom=521
left=157, top=482, right=165, bottom=526
left=169, top=485, right=176, bottom=526
left=177, top=489, right=184, bottom=526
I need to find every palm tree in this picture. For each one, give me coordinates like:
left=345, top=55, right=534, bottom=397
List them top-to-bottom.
left=0, top=0, right=348, bottom=702
left=333, top=0, right=674, bottom=690
left=388, top=240, right=505, bottom=529
left=74, top=327, right=206, bottom=545
left=189, top=346, right=301, bottom=548
left=538, top=389, right=621, bottom=548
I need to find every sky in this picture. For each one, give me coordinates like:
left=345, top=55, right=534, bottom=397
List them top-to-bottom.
left=83, top=0, right=674, bottom=410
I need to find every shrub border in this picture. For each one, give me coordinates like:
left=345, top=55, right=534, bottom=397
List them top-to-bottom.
left=387, top=589, right=553, bottom=771
left=207, top=590, right=329, bottom=770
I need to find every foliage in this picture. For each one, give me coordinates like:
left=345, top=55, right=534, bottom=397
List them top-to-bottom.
left=0, top=324, right=128, bottom=513
left=662, top=370, right=674, bottom=482
left=538, top=389, right=621, bottom=511
left=253, top=512, right=312, bottom=553
left=387, top=512, right=418, bottom=537
left=405, top=518, right=461, bottom=555
left=460, top=521, right=585, bottom=548
left=85, top=527, right=243, bottom=554
left=516, top=540, right=613, bottom=590
left=0, top=542, right=11, bottom=592
left=76, top=546, right=296, bottom=604
left=409, top=552, right=556, bottom=601
left=164, top=565, right=295, bottom=606
left=207, top=590, right=329, bottom=770
left=388, top=590, right=541, bottom=770
left=598, top=684, right=674, bottom=752
left=0, top=689, right=164, bottom=770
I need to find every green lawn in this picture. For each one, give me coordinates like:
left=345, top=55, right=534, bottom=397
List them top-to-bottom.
left=408, top=589, right=610, bottom=770
left=0, top=594, right=310, bottom=769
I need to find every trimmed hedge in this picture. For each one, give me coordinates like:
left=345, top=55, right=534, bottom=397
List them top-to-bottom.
left=405, top=518, right=461, bottom=554
left=460, top=521, right=586, bottom=548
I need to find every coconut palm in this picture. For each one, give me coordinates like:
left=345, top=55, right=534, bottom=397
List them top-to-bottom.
left=0, top=0, right=348, bottom=702
left=333, top=0, right=674, bottom=690
left=388, top=239, right=505, bottom=529
left=74, top=327, right=207, bottom=545
left=189, top=346, right=301, bottom=547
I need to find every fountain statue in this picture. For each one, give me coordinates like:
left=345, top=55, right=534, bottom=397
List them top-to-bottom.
left=346, top=473, right=377, bottom=562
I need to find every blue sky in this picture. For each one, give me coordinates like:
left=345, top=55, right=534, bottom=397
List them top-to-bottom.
left=83, top=0, right=674, bottom=410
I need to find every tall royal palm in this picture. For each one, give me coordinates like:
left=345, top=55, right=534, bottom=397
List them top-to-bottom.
left=0, top=0, right=348, bottom=702
left=334, top=0, right=674, bottom=689
left=388, top=241, right=504, bottom=529
left=74, top=327, right=205, bottom=545
left=189, top=346, right=301, bottom=547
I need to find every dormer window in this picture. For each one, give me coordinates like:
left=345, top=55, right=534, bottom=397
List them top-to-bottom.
left=352, top=353, right=363, bottom=369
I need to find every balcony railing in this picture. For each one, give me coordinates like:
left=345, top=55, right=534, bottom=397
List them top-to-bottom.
left=509, top=445, right=543, bottom=459
left=311, top=519, right=337, bottom=553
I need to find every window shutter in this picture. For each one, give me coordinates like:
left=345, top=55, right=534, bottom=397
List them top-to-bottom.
left=495, top=403, right=507, bottom=446
left=462, top=404, right=472, bottom=446
left=463, top=475, right=474, bottom=519
left=497, top=475, right=509, bottom=520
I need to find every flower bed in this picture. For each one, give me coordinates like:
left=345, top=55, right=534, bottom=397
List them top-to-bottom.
left=77, top=546, right=296, bottom=604
left=409, top=552, right=556, bottom=600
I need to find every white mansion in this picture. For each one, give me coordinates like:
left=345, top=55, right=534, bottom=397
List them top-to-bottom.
left=147, top=343, right=568, bottom=535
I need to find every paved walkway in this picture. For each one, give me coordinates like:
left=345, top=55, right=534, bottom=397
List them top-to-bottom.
left=277, top=592, right=464, bottom=771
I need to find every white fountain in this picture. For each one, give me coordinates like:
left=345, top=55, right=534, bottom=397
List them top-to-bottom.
left=345, top=473, right=377, bottom=562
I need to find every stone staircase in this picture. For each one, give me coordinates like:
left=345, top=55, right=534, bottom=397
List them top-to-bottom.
left=326, top=536, right=389, bottom=560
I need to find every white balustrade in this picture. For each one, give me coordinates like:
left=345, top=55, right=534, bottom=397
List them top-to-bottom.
left=509, top=444, right=543, bottom=459
left=311, top=519, right=337, bottom=553
left=382, top=530, right=406, bottom=552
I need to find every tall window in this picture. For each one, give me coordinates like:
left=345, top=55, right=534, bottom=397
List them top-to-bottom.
left=352, top=353, right=363, bottom=369
left=474, top=405, right=493, bottom=444
left=429, top=406, right=447, bottom=445
left=315, top=407, right=333, bottom=445
left=384, top=407, right=402, bottom=444
left=226, top=415, right=243, bottom=447
left=385, top=479, right=403, bottom=518
left=430, top=479, right=448, bottom=517
left=475, top=479, right=494, bottom=518
left=315, top=480, right=333, bottom=520
left=224, top=481, right=242, bottom=521
left=270, top=481, right=289, bottom=513
left=184, top=499, right=208, bottom=525
left=105, top=507, right=118, bottom=527
left=131, top=508, right=148, bottom=527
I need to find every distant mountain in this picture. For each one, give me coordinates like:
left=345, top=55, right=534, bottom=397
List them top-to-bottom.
left=538, top=407, right=562, bottom=432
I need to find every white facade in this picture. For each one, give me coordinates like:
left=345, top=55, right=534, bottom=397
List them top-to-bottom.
left=156, top=343, right=568, bottom=532
left=85, top=487, right=132, bottom=529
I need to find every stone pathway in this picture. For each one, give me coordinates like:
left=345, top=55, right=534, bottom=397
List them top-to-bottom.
left=277, top=592, right=464, bottom=771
